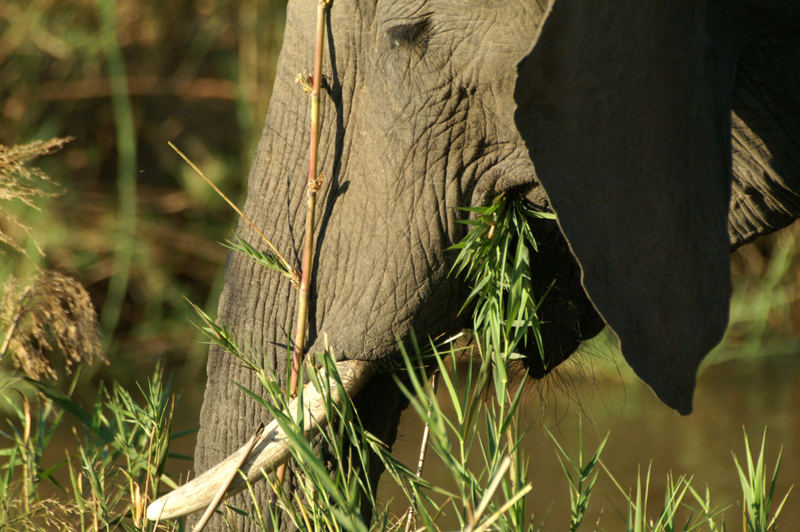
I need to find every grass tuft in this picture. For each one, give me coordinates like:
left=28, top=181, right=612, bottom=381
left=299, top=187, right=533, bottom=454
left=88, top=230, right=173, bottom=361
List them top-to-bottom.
left=223, top=233, right=297, bottom=285
left=1, top=367, right=185, bottom=530
left=547, top=419, right=608, bottom=532
left=732, top=429, right=792, bottom=532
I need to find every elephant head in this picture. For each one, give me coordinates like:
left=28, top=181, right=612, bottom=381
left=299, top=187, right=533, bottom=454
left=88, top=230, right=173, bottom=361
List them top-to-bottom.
left=154, top=0, right=799, bottom=529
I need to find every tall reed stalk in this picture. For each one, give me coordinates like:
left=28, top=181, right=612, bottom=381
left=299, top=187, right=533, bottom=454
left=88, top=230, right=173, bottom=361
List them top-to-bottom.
left=98, top=0, right=138, bottom=340
left=272, top=0, right=332, bottom=498
left=290, top=0, right=331, bottom=398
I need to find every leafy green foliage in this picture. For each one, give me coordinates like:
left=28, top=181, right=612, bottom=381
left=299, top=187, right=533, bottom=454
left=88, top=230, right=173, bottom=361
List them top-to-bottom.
left=2, top=162, right=794, bottom=531
left=179, top=191, right=794, bottom=532
left=450, top=194, right=554, bottom=366
left=191, top=311, right=427, bottom=531
left=394, top=336, right=537, bottom=532
left=0, top=369, right=187, bottom=530
left=51, top=370, right=185, bottom=531
left=0, top=378, right=73, bottom=529
left=547, top=419, right=608, bottom=532
left=603, top=463, right=714, bottom=532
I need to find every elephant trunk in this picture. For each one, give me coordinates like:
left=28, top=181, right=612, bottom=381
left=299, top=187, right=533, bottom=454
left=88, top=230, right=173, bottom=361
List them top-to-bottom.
left=190, top=3, right=414, bottom=529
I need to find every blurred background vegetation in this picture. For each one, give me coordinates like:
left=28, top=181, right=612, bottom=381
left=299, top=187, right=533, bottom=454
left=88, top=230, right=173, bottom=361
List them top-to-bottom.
left=1, top=0, right=287, bottom=390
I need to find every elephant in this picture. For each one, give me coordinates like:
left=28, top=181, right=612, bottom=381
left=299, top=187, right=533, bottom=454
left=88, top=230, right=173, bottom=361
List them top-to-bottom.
left=161, top=0, right=800, bottom=530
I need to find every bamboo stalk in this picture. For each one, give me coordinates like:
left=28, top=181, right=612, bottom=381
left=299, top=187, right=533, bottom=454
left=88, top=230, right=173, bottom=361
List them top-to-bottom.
left=274, top=0, right=332, bottom=496
left=290, top=0, right=330, bottom=398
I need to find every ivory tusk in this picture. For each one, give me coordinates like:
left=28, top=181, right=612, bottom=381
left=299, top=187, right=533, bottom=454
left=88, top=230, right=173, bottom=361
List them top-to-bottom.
left=146, top=359, right=375, bottom=521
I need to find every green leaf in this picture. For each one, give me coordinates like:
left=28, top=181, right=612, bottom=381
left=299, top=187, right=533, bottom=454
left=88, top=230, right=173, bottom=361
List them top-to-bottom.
left=224, top=233, right=295, bottom=280
left=25, top=378, right=116, bottom=444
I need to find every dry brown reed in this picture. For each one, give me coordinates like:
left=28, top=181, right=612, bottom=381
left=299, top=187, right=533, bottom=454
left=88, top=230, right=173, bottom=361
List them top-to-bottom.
left=0, top=135, right=105, bottom=381
left=0, top=137, right=72, bottom=253
left=0, top=271, right=105, bottom=380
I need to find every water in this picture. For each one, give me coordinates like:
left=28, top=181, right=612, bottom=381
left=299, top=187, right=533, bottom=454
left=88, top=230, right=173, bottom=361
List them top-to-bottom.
left=379, top=354, right=800, bottom=529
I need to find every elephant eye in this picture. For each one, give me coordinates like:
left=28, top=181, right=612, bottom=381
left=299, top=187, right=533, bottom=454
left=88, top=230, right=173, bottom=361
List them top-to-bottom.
left=386, top=17, right=430, bottom=50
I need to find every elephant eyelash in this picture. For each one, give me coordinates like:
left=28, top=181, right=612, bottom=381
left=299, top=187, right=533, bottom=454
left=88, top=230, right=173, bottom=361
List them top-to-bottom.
left=386, top=17, right=431, bottom=50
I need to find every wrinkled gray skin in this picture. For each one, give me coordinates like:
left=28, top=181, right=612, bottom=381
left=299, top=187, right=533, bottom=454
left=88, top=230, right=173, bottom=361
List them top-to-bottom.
left=195, top=1, right=799, bottom=529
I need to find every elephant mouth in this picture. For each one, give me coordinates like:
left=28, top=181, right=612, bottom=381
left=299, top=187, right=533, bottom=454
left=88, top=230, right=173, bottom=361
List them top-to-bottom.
left=145, top=359, right=375, bottom=521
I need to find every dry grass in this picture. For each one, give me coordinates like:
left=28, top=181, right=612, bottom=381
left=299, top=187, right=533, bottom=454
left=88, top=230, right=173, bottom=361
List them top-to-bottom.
left=0, top=136, right=104, bottom=381
left=0, top=137, right=71, bottom=254
left=1, top=270, right=104, bottom=380
left=1, top=496, right=79, bottom=530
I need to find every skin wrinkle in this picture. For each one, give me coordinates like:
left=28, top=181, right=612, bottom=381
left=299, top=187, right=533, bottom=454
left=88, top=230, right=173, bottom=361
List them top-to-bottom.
left=379, top=0, right=430, bottom=29
left=195, top=2, right=382, bottom=526
left=310, top=30, right=359, bottom=339
left=354, top=81, right=460, bottom=334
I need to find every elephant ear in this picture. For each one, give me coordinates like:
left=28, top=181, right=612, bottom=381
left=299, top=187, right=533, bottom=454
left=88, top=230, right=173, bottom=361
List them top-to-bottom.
left=514, top=2, right=735, bottom=414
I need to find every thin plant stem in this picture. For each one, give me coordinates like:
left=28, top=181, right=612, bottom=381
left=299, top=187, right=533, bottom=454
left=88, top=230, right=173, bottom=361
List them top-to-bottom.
left=98, top=0, right=137, bottom=339
left=274, top=0, right=331, bottom=500
left=290, top=0, right=330, bottom=397
left=168, top=142, right=298, bottom=284
left=404, top=370, right=439, bottom=532
left=22, top=396, right=31, bottom=514
left=470, top=456, right=512, bottom=529
left=472, top=484, right=533, bottom=532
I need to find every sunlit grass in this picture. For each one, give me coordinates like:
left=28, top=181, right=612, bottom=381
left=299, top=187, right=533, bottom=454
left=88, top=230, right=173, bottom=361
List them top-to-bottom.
left=0, top=161, right=794, bottom=530
left=168, top=192, right=793, bottom=531
left=0, top=368, right=188, bottom=530
left=547, top=419, right=608, bottom=532
left=732, top=430, right=792, bottom=532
